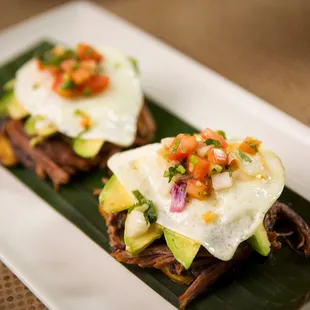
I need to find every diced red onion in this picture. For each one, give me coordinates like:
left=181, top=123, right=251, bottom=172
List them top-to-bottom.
left=197, top=145, right=213, bottom=157
left=228, top=152, right=238, bottom=165
left=212, top=172, right=232, bottom=190
left=177, top=175, right=192, bottom=182
left=170, top=181, right=187, bottom=212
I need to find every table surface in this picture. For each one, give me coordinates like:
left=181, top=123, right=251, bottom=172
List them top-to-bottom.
left=1, top=0, right=310, bottom=309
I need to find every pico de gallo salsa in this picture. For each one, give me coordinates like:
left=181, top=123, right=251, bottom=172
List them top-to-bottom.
left=36, top=43, right=109, bottom=98
left=159, top=129, right=262, bottom=220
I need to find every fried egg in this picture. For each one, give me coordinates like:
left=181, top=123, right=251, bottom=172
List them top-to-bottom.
left=14, top=46, right=143, bottom=146
left=107, top=142, right=285, bottom=261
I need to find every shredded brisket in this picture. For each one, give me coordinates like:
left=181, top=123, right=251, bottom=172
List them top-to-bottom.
left=0, top=105, right=156, bottom=190
left=104, top=201, right=310, bottom=309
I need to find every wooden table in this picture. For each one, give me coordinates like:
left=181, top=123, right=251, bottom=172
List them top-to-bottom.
left=1, top=0, right=310, bottom=309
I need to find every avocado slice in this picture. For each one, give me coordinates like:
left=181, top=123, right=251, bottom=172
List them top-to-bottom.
left=0, top=92, right=28, bottom=120
left=24, top=115, right=57, bottom=137
left=72, top=138, right=104, bottom=158
left=99, top=175, right=135, bottom=214
left=125, top=223, right=163, bottom=256
left=248, top=223, right=271, bottom=256
left=164, top=228, right=200, bottom=269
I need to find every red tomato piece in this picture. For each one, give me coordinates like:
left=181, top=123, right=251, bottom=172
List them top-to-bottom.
left=76, top=43, right=103, bottom=62
left=36, top=59, right=44, bottom=71
left=61, top=59, right=78, bottom=73
left=80, top=60, right=97, bottom=73
left=71, top=68, right=92, bottom=85
left=52, top=74, right=77, bottom=98
left=83, top=75, right=109, bottom=95
left=201, top=128, right=228, bottom=148
left=168, top=134, right=198, bottom=161
left=239, top=137, right=261, bottom=155
left=207, top=148, right=228, bottom=165
left=186, top=155, right=210, bottom=180
left=186, top=179, right=208, bottom=200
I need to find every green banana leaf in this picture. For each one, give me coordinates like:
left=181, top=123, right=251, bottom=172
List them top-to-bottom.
left=1, top=41, right=310, bottom=310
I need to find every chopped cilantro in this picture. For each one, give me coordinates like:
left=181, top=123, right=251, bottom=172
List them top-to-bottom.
left=38, top=48, right=76, bottom=67
left=128, top=56, right=139, bottom=74
left=114, top=63, right=121, bottom=69
left=60, top=79, right=76, bottom=90
left=32, top=82, right=40, bottom=89
left=83, top=88, right=92, bottom=96
left=74, top=109, right=83, bottom=116
left=216, top=130, right=227, bottom=140
left=171, top=138, right=180, bottom=154
left=205, top=138, right=221, bottom=147
left=249, top=142, right=258, bottom=153
left=239, top=150, right=252, bottom=163
left=190, top=155, right=199, bottom=165
left=164, top=164, right=186, bottom=182
left=212, top=164, right=222, bottom=173
left=176, top=165, right=186, bottom=174
left=229, top=168, right=233, bottom=177
left=130, top=190, right=157, bottom=223
left=133, top=190, right=145, bottom=204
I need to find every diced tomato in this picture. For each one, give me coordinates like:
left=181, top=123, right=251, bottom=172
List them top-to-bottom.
left=76, top=43, right=103, bottom=62
left=36, top=59, right=44, bottom=71
left=61, top=59, right=78, bottom=73
left=80, top=60, right=97, bottom=73
left=46, top=66, right=61, bottom=76
left=71, top=68, right=92, bottom=85
left=52, top=74, right=77, bottom=97
left=83, top=75, right=109, bottom=95
left=80, top=116, right=92, bottom=129
left=201, top=128, right=228, bottom=148
left=168, top=134, right=198, bottom=161
left=239, top=137, right=261, bottom=155
left=207, top=148, right=228, bottom=165
left=186, top=155, right=210, bottom=180
left=186, top=179, right=208, bottom=200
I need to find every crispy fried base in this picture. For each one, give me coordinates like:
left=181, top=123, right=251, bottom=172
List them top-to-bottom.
left=0, top=105, right=156, bottom=190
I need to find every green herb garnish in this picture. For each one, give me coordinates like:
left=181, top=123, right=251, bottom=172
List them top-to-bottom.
left=38, top=49, right=76, bottom=67
left=128, top=56, right=139, bottom=75
left=114, top=63, right=121, bottom=70
left=60, top=79, right=76, bottom=91
left=32, top=82, right=40, bottom=89
left=83, top=88, right=92, bottom=96
left=216, top=130, right=227, bottom=140
left=171, top=138, right=180, bottom=154
left=205, top=138, right=221, bottom=147
left=249, top=142, right=258, bottom=153
left=239, top=150, right=252, bottom=163
left=190, top=155, right=199, bottom=165
left=164, top=164, right=186, bottom=182
left=211, top=164, right=223, bottom=173
left=229, top=168, right=233, bottom=177
left=130, top=190, right=157, bottom=223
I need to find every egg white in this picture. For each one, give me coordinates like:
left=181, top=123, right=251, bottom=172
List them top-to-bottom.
left=14, top=46, right=144, bottom=146
left=107, top=142, right=285, bottom=261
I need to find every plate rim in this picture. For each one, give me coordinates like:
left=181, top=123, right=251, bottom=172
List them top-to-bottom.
left=0, top=1, right=309, bottom=310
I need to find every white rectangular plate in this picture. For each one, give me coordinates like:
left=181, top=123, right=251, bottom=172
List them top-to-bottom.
left=0, top=2, right=309, bottom=309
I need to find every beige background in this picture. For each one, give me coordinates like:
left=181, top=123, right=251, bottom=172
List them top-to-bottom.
left=1, top=0, right=310, bottom=309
